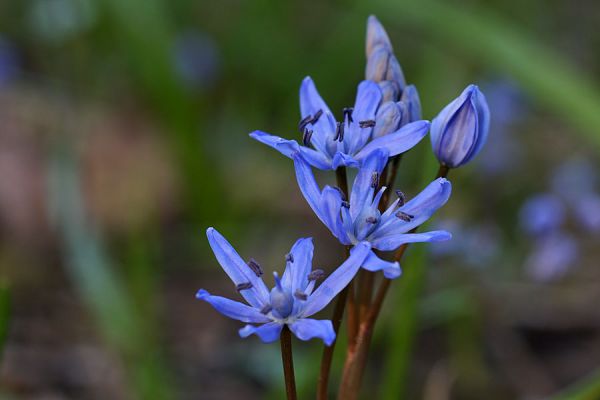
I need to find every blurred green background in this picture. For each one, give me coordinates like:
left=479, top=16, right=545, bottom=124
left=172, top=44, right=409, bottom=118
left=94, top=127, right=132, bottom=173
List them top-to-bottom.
left=1, top=0, right=600, bottom=399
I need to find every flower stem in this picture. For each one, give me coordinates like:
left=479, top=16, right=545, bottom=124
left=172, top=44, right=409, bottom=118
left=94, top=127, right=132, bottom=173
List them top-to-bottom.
left=337, top=165, right=451, bottom=399
left=316, top=168, right=350, bottom=400
left=280, top=326, right=297, bottom=400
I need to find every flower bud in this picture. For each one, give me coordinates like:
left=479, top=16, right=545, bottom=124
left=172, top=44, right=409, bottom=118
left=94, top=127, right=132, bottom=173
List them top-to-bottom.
left=366, top=15, right=392, bottom=57
left=378, top=80, right=400, bottom=102
left=400, top=84, right=422, bottom=123
left=430, top=84, right=490, bottom=168
left=373, top=101, right=403, bottom=139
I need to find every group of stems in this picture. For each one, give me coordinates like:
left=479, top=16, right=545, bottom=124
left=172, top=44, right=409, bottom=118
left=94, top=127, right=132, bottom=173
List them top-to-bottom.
left=281, top=158, right=450, bottom=400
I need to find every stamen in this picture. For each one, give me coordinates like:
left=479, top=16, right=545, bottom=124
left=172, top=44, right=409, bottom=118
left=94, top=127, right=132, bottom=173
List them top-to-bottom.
left=343, top=107, right=354, bottom=123
left=311, top=109, right=323, bottom=124
left=298, top=114, right=312, bottom=133
left=359, top=120, right=376, bottom=128
left=334, top=121, right=344, bottom=142
left=303, top=129, right=313, bottom=146
left=371, top=172, right=379, bottom=188
left=395, top=190, right=406, bottom=206
left=341, top=200, right=350, bottom=208
left=395, top=211, right=414, bottom=222
left=366, top=216, right=378, bottom=224
left=285, top=253, right=294, bottom=263
left=247, top=258, right=263, bottom=277
left=308, top=269, right=326, bottom=281
left=273, top=271, right=283, bottom=291
left=236, top=282, right=253, bottom=291
left=294, top=289, right=308, bottom=301
left=260, top=304, right=272, bottom=314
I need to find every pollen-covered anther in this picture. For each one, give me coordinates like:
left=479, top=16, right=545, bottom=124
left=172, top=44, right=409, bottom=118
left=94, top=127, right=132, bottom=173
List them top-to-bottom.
left=343, top=107, right=354, bottom=123
left=311, top=109, right=323, bottom=124
left=298, top=114, right=312, bottom=133
left=359, top=119, right=376, bottom=128
left=334, top=121, right=345, bottom=142
left=303, top=129, right=313, bottom=146
left=371, top=172, right=380, bottom=188
left=395, top=190, right=406, bottom=206
left=395, top=211, right=414, bottom=222
left=366, top=216, right=378, bottom=224
left=285, top=253, right=294, bottom=263
left=247, top=258, right=263, bottom=277
left=308, top=269, right=326, bottom=281
left=236, top=282, right=253, bottom=291
left=294, top=290, right=308, bottom=301
left=260, top=304, right=272, bottom=314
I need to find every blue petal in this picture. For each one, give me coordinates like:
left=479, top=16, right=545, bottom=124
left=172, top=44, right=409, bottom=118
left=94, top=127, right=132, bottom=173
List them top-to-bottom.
left=300, top=77, right=337, bottom=155
left=346, top=81, right=382, bottom=154
left=462, top=87, right=490, bottom=165
left=355, top=120, right=430, bottom=161
left=249, top=130, right=299, bottom=157
left=349, top=148, right=389, bottom=220
left=332, top=151, right=360, bottom=169
left=293, top=154, right=327, bottom=223
left=374, top=178, right=452, bottom=238
left=321, top=186, right=352, bottom=245
left=206, top=228, right=270, bottom=308
left=371, top=230, right=452, bottom=252
left=281, top=238, right=314, bottom=293
left=300, top=242, right=371, bottom=317
left=361, top=250, right=402, bottom=279
left=196, top=289, right=271, bottom=323
left=289, top=318, right=336, bottom=346
left=239, top=322, right=283, bottom=343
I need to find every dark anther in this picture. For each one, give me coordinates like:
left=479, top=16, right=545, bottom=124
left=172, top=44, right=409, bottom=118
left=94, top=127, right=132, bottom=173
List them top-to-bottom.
left=342, top=107, right=354, bottom=123
left=311, top=109, right=323, bottom=124
left=298, top=114, right=312, bottom=133
left=359, top=119, right=376, bottom=128
left=334, top=121, right=345, bottom=142
left=303, top=129, right=313, bottom=146
left=370, top=172, right=379, bottom=188
left=333, top=186, right=347, bottom=201
left=395, top=190, right=406, bottom=206
left=341, top=200, right=350, bottom=208
left=395, top=211, right=414, bottom=222
left=366, top=216, right=378, bottom=224
left=285, top=253, right=294, bottom=263
left=247, top=258, right=263, bottom=277
left=308, top=269, right=326, bottom=281
left=236, top=282, right=253, bottom=291
left=294, top=290, right=308, bottom=301
left=260, top=304, right=273, bottom=314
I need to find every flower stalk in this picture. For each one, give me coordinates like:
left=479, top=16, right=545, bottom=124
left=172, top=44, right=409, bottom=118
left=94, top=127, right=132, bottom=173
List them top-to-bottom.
left=280, top=326, right=297, bottom=400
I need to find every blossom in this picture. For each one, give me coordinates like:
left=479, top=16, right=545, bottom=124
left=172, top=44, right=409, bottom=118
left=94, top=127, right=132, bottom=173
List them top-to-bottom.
left=250, top=77, right=430, bottom=170
left=430, top=84, right=490, bottom=168
left=293, top=148, right=452, bottom=278
left=519, top=193, right=565, bottom=236
left=197, top=228, right=371, bottom=345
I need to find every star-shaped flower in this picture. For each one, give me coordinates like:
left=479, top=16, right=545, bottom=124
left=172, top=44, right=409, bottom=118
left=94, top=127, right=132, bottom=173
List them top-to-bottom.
left=250, top=77, right=430, bottom=170
left=293, top=148, right=452, bottom=278
left=197, top=228, right=371, bottom=344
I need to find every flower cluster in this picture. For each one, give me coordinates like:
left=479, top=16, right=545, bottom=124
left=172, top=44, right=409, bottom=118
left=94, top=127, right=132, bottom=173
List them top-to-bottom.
left=197, top=15, right=490, bottom=356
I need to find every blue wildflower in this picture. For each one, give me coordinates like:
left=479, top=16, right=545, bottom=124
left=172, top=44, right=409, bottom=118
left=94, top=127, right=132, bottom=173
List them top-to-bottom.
left=250, top=77, right=430, bottom=170
left=430, top=84, right=491, bottom=168
left=293, top=148, right=452, bottom=278
left=519, top=193, right=565, bottom=237
left=197, top=228, right=371, bottom=345
left=525, top=232, right=579, bottom=282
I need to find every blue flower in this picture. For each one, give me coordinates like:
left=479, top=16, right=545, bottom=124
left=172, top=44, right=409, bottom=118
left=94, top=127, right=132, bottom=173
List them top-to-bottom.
left=250, top=77, right=430, bottom=170
left=430, top=84, right=490, bottom=168
left=293, top=148, right=452, bottom=278
left=519, top=193, right=565, bottom=237
left=197, top=228, right=371, bottom=345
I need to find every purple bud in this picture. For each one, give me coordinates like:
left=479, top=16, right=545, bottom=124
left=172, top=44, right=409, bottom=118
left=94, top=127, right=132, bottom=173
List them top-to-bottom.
left=366, top=15, right=393, bottom=57
left=378, top=80, right=400, bottom=102
left=400, top=84, right=422, bottom=123
left=430, top=84, right=490, bottom=168
left=373, top=101, right=403, bottom=139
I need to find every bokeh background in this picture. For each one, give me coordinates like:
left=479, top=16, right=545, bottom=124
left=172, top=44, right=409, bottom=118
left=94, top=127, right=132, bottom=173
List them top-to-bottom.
left=1, top=0, right=600, bottom=399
